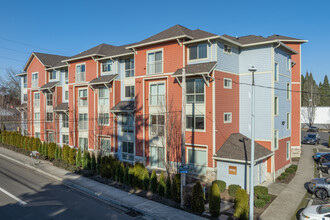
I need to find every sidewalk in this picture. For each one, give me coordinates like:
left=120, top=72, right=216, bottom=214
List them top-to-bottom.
left=259, top=145, right=314, bottom=220
left=0, top=146, right=205, bottom=220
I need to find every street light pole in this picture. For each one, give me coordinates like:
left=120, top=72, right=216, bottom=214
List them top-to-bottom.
left=181, top=66, right=186, bottom=208
left=248, top=66, right=257, bottom=220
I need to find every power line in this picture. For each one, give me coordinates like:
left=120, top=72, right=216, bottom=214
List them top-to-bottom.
left=0, top=46, right=30, bottom=55
left=0, top=55, right=25, bottom=63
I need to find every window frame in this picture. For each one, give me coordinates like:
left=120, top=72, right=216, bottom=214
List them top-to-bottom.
left=188, top=43, right=208, bottom=61
left=224, top=44, right=232, bottom=54
left=147, top=49, right=163, bottom=75
left=287, top=56, right=291, bottom=71
left=125, top=58, right=134, bottom=78
left=101, top=60, right=114, bottom=74
left=274, top=62, right=279, bottom=82
left=76, top=63, right=86, bottom=83
left=49, top=70, right=57, bottom=81
left=65, top=71, right=69, bottom=84
left=32, top=72, right=38, bottom=88
left=23, top=75, right=27, bottom=88
left=186, top=78, right=205, bottom=105
left=223, top=78, right=232, bottom=89
left=149, top=82, right=165, bottom=106
left=286, top=83, right=290, bottom=101
left=124, top=85, right=135, bottom=98
left=98, top=87, right=109, bottom=108
left=78, top=88, right=88, bottom=107
left=64, top=90, right=69, bottom=101
left=34, top=92, right=40, bottom=107
left=46, top=93, right=53, bottom=106
left=23, top=94, right=28, bottom=102
left=274, top=96, right=279, bottom=116
left=34, top=112, right=40, bottom=123
left=46, top=112, right=53, bottom=122
left=224, top=112, right=232, bottom=124
left=286, top=112, right=290, bottom=130
left=78, top=113, right=88, bottom=130
left=98, top=113, right=110, bottom=126
left=122, top=113, right=134, bottom=133
left=62, top=114, right=69, bottom=128
left=150, top=114, right=165, bottom=137
left=186, top=115, right=205, bottom=131
left=274, top=129, right=279, bottom=150
left=48, top=131, right=55, bottom=143
left=62, top=134, right=69, bottom=145
left=79, top=137, right=88, bottom=152
left=100, top=137, right=111, bottom=156
left=122, top=141, right=134, bottom=162
left=286, top=141, right=290, bottom=160
left=149, top=145, right=165, bottom=169
left=187, top=147, right=207, bottom=175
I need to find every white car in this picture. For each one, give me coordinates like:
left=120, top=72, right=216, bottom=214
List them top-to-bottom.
left=300, top=204, right=330, bottom=220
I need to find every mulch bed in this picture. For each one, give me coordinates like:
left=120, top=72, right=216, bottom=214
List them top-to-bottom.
left=275, top=172, right=296, bottom=184
left=253, top=194, right=276, bottom=220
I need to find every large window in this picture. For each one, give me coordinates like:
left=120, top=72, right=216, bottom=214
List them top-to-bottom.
left=189, top=44, right=207, bottom=60
left=147, top=50, right=163, bottom=74
left=125, top=58, right=134, bottom=77
left=102, top=60, right=113, bottom=73
left=274, top=63, right=279, bottom=82
left=76, top=64, right=86, bottom=82
left=50, top=70, right=57, bottom=81
left=32, top=73, right=38, bottom=88
left=23, top=75, right=27, bottom=88
left=187, top=78, right=204, bottom=104
left=150, top=83, right=165, bottom=106
left=286, top=83, right=290, bottom=100
left=125, top=86, right=135, bottom=98
left=98, top=87, right=109, bottom=107
left=79, top=89, right=88, bottom=106
left=34, top=93, right=40, bottom=107
left=46, top=93, right=53, bottom=106
left=274, top=96, right=279, bottom=116
left=46, top=112, right=53, bottom=122
left=224, top=112, right=232, bottom=123
left=78, top=113, right=88, bottom=130
left=98, top=113, right=109, bottom=126
left=287, top=113, right=290, bottom=130
left=63, top=114, right=69, bottom=128
left=122, top=114, right=134, bottom=133
left=150, top=115, right=165, bottom=137
left=187, top=115, right=204, bottom=130
left=274, top=129, right=279, bottom=150
left=63, top=135, right=69, bottom=145
left=79, top=137, right=88, bottom=152
left=100, top=138, right=111, bottom=156
left=286, top=141, right=290, bottom=160
left=122, top=142, right=134, bottom=162
left=150, top=146, right=165, bottom=168
left=188, top=148, right=207, bottom=175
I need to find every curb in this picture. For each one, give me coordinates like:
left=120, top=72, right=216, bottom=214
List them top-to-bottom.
left=0, top=152, right=168, bottom=220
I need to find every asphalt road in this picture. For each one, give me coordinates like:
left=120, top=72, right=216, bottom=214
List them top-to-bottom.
left=0, top=156, right=143, bottom=220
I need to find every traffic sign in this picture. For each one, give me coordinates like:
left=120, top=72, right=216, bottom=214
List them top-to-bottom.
left=179, top=165, right=189, bottom=174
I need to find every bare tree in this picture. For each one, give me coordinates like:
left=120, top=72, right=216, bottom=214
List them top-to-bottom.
left=302, top=81, right=320, bottom=127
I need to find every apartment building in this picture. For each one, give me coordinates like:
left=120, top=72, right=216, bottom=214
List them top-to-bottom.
left=17, top=25, right=306, bottom=188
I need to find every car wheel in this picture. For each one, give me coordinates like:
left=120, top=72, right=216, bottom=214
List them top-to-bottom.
left=316, top=189, right=328, bottom=199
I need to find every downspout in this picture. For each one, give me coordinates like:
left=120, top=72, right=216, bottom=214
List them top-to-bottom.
left=113, top=80, right=116, bottom=154
left=73, top=85, right=76, bottom=147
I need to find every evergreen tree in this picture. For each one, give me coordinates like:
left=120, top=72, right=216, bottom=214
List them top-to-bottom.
left=319, top=75, right=330, bottom=106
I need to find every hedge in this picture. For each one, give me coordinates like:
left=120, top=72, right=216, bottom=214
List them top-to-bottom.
left=62, top=145, right=70, bottom=163
left=69, top=148, right=76, bottom=165
left=76, top=148, right=82, bottom=167
left=91, top=153, right=96, bottom=173
left=133, top=163, right=145, bottom=189
left=289, top=164, right=298, bottom=171
left=285, top=167, right=295, bottom=174
left=143, top=168, right=150, bottom=191
left=150, top=170, right=157, bottom=193
left=158, top=171, right=165, bottom=196
left=278, top=172, right=289, bottom=180
left=172, top=174, right=181, bottom=203
left=165, top=177, right=172, bottom=198
left=212, top=180, right=226, bottom=193
left=191, top=181, right=204, bottom=214
left=209, top=183, right=220, bottom=217
left=229, top=184, right=241, bottom=197
left=254, top=186, right=268, bottom=197
left=234, top=188, right=249, bottom=220
left=259, top=194, right=271, bottom=204
left=254, top=199, right=265, bottom=208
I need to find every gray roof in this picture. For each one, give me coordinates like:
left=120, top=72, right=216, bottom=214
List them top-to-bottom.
left=222, top=34, right=304, bottom=45
left=68, top=44, right=117, bottom=60
left=34, top=52, right=69, bottom=67
left=173, top=61, right=217, bottom=77
left=89, top=74, right=118, bottom=85
left=40, top=81, right=59, bottom=90
left=111, top=101, right=135, bottom=112
left=54, top=103, right=69, bottom=112
left=214, top=133, right=272, bottom=162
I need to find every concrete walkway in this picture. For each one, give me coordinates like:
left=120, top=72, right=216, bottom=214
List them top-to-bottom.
left=259, top=145, right=314, bottom=220
left=0, top=146, right=205, bottom=220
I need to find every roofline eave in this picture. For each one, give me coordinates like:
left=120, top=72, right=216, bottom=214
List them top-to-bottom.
left=95, top=52, right=135, bottom=61
left=62, top=54, right=104, bottom=63
left=45, top=65, right=69, bottom=71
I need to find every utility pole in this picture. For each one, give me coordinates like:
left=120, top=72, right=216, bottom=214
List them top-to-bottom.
left=181, top=66, right=186, bottom=208
left=248, top=66, right=256, bottom=220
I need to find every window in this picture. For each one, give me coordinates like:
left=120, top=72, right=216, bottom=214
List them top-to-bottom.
left=189, top=44, right=207, bottom=60
left=224, top=44, right=232, bottom=54
left=147, top=50, right=163, bottom=74
left=287, top=56, right=291, bottom=71
left=125, top=58, right=134, bottom=77
left=102, top=60, right=113, bottom=73
left=274, top=63, right=279, bottom=82
left=76, top=64, right=86, bottom=82
left=50, top=70, right=57, bottom=81
left=65, top=71, right=69, bottom=84
left=32, top=73, right=38, bottom=88
left=23, top=75, right=27, bottom=88
left=187, top=78, right=204, bottom=104
left=224, top=78, right=232, bottom=89
left=150, top=83, right=165, bottom=106
left=286, top=83, right=290, bottom=100
left=125, top=86, right=135, bottom=98
left=98, top=87, right=109, bottom=107
left=79, top=89, right=88, bottom=106
left=65, top=90, right=69, bottom=101
left=34, top=93, right=40, bottom=107
left=46, top=93, right=53, bottom=106
left=23, top=94, right=28, bottom=102
left=274, top=96, right=279, bottom=116
left=34, top=112, right=40, bottom=122
left=46, top=112, right=53, bottom=122
left=224, top=112, right=232, bottom=123
left=78, top=113, right=88, bottom=130
left=98, top=113, right=109, bottom=126
left=122, top=113, right=134, bottom=133
left=287, top=113, right=290, bottom=130
left=63, top=114, right=69, bottom=128
left=150, top=115, right=165, bottom=137
left=186, top=115, right=205, bottom=130
left=274, top=130, right=279, bottom=150
left=35, top=132, right=40, bottom=139
left=48, top=132, right=55, bottom=143
left=63, top=135, right=69, bottom=145
left=79, top=137, right=88, bottom=152
left=100, top=138, right=111, bottom=156
left=286, top=141, right=290, bottom=160
left=122, top=142, right=134, bottom=162
left=150, top=146, right=165, bottom=168
left=188, top=148, right=207, bottom=175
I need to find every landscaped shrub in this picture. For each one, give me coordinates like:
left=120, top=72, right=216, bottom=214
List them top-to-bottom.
left=48, top=142, right=56, bottom=160
left=62, top=145, right=70, bottom=162
left=69, top=148, right=76, bottom=165
left=76, top=148, right=82, bottom=167
left=82, top=150, right=91, bottom=170
left=91, top=153, right=96, bottom=173
left=96, top=154, right=101, bottom=174
left=100, top=156, right=111, bottom=178
left=115, top=162, right=120, bottom=182
left=119, top=163, right=125, bottom=183
left=133, top=163, right=145, bottom=189
left=289, top=164, right=298, bottom=171
left=124, top=166, right=129, bottom=185
left=128, top=166, right=135, bottom=187
left=285, top=167, right=295, bottom=174
left=143, top=168, right=150, bottom=191
left=150, top=170, right=157, bottom=193
left=158, top=171, right=165, bottom=196
left=278, top=172, right=289, bottom=180
left=171, top=174, right=181, bottom=203
left=165, top=177, right=172, bottom=198
left=212, top=180, right=226, bottom=193
left=191, top=181, right=205, bottom=214
left=209, top=183, right=221, bottom=217
left=228, top=184, right=241, bottom=197
left=254, top=186, right=268, bottom=197
left=234, top=188, right=249, bottom=220
left=258, top=194, right=271, bottom=204
left=254, top=199, right=265, bottom=208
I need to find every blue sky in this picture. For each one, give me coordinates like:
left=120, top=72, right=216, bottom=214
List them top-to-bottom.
left=0, top=0, right=329, bottom=83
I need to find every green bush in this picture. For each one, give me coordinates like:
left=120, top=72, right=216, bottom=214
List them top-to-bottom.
left=44, top=142, right=48, bottom=157
left=48, top=142, right=56, bottom=160
left=62, top=145, right=70, bottom=162
left=69, top=148, right=76, bottom=165
left=76, top=148, right=82, bottom=167
left=82, top=151, right=91, bottom=170
left=91, top=153, right=96, bottom=173
left=96, top=154, right=101, bottom=174
left=100, top=156, right=111, bottom=178
left=119, top=163, right=125, bottom=183
left=133, top=163, right=145, bottom=189
left=289, top=164, right=298, bottom=171
left=124, top=166, right=129, bottom=185
left=128, top=167, right=135, bottom=187
left=285, top=167, right=295, bottom=174
left=143, top=168, right=150, bottom=191
left=150, top=170, right=158, bottom=193
left=158, top=171, right=165, bottom=196
left=278, top=172, right=289, bottom=180
left=171, top=174, right=181, bottom=203
left=165, top=177, right=172, bottom=198
left=212, top=180, right=226, bottom=193
left=191, top=181, right=205, bottom=214
left=209, top=183, right=221, bottom=217
left=229, top=184, right=241, bottom=197
left=254, top=186, right=268, bottom=197
left=234, top=188, right=249, bottom=220
left=258, top=194, right=271, bottom=204
left=254, top=199, right=265, bottom=208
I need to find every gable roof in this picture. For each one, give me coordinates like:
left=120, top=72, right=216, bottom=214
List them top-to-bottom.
left=63, top=44, right=117, bottom=62
left=23, top=52, right=69, bottom=71
left=173, top=62, right=217, bottom=77
left=89, top=74, right=118, bottom=85
left=40, top=81, right=60, bottom=90
left=111, top=101, right=135, bottom=113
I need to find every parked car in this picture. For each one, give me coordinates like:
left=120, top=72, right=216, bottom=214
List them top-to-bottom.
left=308, top=126, right=320, bottom=132
left=303, top=133, right=321, bottom=145
left=313, top=152, right=330, bottom=163
left=320, top=154, right=330, bottom=164
left=321, top=162, right=330, bottom=174
left=309, top=177, right=330, bottom=199
left=300, top=204, right=330, bottom=220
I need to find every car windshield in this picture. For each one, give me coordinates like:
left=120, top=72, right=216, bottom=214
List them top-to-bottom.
left=308, top=134, right=316, bottom=138
left=325, top=178, right=330, bottom=184
left=317, top=205, right=330, bottom=214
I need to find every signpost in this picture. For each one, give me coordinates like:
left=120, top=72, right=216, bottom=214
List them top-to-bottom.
left=180, top=165, right=189, bottom=174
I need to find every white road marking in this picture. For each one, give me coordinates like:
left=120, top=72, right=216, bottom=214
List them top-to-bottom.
left=0, top=187, right=27, bottom=205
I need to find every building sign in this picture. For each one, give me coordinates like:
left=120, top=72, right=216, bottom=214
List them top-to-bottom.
left=229, top=166, right=237, bottom=175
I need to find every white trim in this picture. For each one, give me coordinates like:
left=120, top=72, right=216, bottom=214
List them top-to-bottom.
left=126, top=35, right=194, bottom=49
left=183, top=36, right=220, bottom=45
left=187, top=43, right=209, bottom=62
left=223, top=44, right=232, bottom=55
left=146, top=48, right=164, bottom=75
left=96, top=52, right=135, bottom=61
left=62, top=54, right=103, bottom=63
left=274, top=62, right=279, bottom=82
left=75, top=63, right=86, bottom=83
left=212, top=70, right=216, bottom=168
left=239, top=71, right=272, bottom=76
left=280, top=73, right=291, bottom=79
left=223, top=77, right=232, bottom=89
left=148, top=81, right=166, bottom=106
left=286, top=82, right=291, bottom=101
left=291, top=82, right=300, bottom=84
left=274, top=96, right=279, bottom=116
left=224, top=112, right=232, bottom=123
left=286, top=112, right=291, bottom=130
left=274, top=129, right=279, bottom=150
left=286, top=141, right=290, bottom=161
left=185, top=143, right=208, bottom=148
left=186, top=146, right=208, bottom=172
